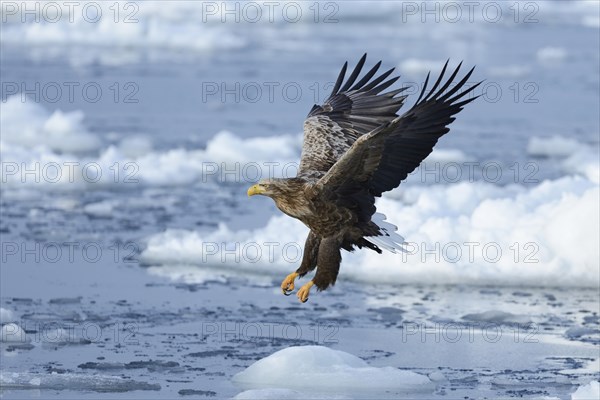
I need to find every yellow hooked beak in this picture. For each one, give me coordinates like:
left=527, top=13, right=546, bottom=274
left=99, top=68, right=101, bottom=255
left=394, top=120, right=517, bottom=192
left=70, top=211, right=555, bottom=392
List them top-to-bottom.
left=247, top=184, right=265, bottom=197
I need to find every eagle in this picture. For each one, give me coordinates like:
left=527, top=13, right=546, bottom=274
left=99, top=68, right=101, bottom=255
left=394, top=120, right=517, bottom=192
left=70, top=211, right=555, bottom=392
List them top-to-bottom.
left=247, top=54, right=481, bottom=302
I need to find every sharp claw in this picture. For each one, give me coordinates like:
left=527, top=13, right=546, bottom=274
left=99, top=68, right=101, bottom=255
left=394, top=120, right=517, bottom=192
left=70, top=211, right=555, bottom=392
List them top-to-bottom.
left=280, top=272, right=298, bottom=296
left=296, top=281, right=314, bottom=303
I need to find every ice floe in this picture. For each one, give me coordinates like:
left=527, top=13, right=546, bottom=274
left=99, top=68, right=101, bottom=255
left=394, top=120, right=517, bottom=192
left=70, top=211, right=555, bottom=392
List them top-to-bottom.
left=142, top=174, right=599, bottom=287
left=0, top=308, right=15, bottom=324
left=0, top=323, right=29, bottom=343
left=232, top=346, right=431, bottom=394
left=0, top=371, right=160, bottom=392
left=571, top=381, right=600, bottom=400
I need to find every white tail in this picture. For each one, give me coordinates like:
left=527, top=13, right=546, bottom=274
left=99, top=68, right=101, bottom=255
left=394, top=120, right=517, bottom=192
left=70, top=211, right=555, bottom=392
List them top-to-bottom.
left=365, top=212, right=407, bottom=253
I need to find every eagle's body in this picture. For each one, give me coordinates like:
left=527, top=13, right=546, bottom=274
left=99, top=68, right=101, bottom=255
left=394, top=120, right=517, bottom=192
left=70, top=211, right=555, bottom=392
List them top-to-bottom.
left=248, top=55, right=481, bottom=302
left=271, top=179, right=350, bottom=233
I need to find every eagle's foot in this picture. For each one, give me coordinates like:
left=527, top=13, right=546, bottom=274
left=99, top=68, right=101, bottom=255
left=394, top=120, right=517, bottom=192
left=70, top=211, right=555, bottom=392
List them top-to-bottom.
left=281, top=272, right=299, bottom=296
left=297, top=281, right=314, bottom=303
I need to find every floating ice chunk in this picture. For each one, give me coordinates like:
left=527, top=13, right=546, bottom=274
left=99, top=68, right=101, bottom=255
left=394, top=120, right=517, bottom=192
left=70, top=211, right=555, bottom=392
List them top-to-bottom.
left=1, top=2, right=246, bottom=53
left=582, top=15, right=600, bottom=28
left=537, top=47, right=567, bottom=64
left=399, top=59, right=445, bottom=77
left=488, top=65, right=531, bottom=78
left=1, top=95, right=303, bottom=190
left=0, top=96, right=101, bottom=153
left=44, top=110, right=84, bottom=136
left=202, top=130, right=301, bottom=166
left=118, top=136, right=154, bottom=158
left=527, top=136, right=586, bottom=158
left=562, top=146, right=600, bottom=184
left=424, top=148, right=471, bottom=163
left=143, top=173, right=599, bottom=288
left=49, top=198, right=80, bottom=211
left=83, top=201, right=117, bottom=218
left=141, top=216, right=308, bottom=273
left=0, top=308, right=15, bottom=323
left=462, top=310, right=531, bottom=325
left=0, top=323, right=29, bottom=343
left=232, top=346, right=431, bottom=393
left=428, top=371, right=448, bottom=382
left=0, top=372, right=160, bottom=392
left=571, top=381, right=600, bottom=400
left=234, top=388, right=351, bottom=399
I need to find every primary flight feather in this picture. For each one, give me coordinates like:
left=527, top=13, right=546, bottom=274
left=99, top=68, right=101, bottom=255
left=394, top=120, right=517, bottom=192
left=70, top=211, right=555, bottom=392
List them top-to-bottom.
left=247, top=54, right=481, bottom=302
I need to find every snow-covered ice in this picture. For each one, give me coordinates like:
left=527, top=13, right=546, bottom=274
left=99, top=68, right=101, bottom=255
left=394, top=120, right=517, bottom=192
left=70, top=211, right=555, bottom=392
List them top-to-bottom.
left=537, top=47, right=568, bottom=64
left=0, top=97, right=101, bottom=153
left=1, top=97, right=302, bottom=189
left=527, top=135, right=588, bottom=158
left=141, top=173, right=599, bottom=287
left=0, top=308, right=15, bottom=324
left=462, top=310, right=531, bottom=325
left=0, top=324, right=29, bottom=343
left=233, top=346, right=431, bottom=393
left=0, top=371, right=160, bottom=392
left=571, top=381, right=600, bottom=400
left=234, top=388, right=352, bottom=399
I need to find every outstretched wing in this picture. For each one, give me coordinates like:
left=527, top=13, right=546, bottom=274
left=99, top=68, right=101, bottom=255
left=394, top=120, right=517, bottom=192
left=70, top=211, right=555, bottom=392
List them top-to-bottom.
left=299, top=54, right=408, bottom=176
left=318, top=61, right=481, bottom=198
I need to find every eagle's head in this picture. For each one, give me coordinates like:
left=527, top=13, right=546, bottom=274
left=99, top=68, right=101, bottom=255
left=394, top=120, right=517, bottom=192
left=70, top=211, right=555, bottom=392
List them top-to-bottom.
left=247, top=178, right=306, bottom=199
left=247, top=178, right=308, bottom=218
left=247, top=179, right=282, bottom=198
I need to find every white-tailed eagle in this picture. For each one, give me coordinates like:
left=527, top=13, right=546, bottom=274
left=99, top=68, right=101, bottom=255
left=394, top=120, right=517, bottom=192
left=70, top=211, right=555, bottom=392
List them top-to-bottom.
left=248, top=54, right=481, bottom=302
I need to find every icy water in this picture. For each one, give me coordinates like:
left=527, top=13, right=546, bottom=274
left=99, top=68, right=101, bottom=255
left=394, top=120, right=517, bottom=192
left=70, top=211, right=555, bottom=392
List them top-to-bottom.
left=1, top=1, right=599, bottom=399
left=1, top=261, right=599, bottom=399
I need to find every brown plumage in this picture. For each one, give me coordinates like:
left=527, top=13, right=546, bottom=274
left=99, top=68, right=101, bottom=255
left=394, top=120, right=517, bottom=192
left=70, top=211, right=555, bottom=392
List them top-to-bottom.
left=248, top=54, right=481, bottom=302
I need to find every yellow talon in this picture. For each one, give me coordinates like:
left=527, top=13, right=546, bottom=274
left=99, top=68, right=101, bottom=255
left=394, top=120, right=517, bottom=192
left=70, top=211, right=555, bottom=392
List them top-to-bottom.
left=281, top=272, right=298, bottom=295
left=297, top=281, right=314, bottom=303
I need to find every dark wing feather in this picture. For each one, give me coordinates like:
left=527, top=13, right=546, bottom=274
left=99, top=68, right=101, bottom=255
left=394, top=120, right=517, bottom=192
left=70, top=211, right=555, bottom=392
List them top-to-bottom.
left=299, top=54, right=408, bottom=175
left=318, top=62, right=481, bottom=201
left=369, top=62, right=481, bottom=196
